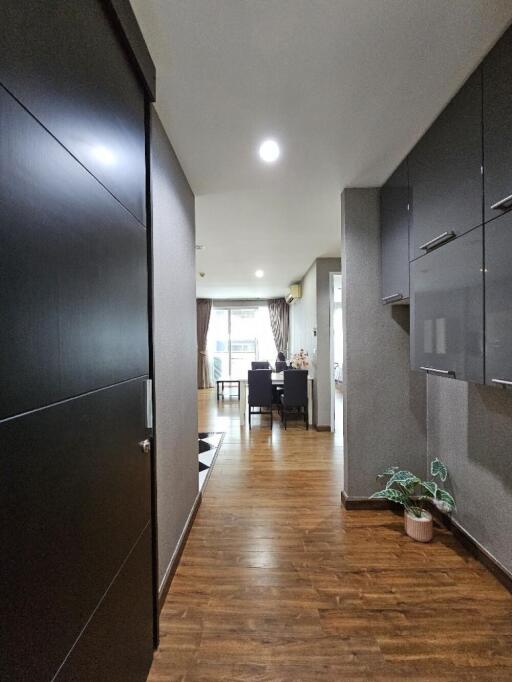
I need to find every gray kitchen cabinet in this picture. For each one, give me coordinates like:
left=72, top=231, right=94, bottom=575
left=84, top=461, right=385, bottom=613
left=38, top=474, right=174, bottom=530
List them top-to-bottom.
left=483, top=27, right=512, bottom=223
left=409, top=69, right=482, bottom=260
left=380, top=159, right=409, bottom=303
left=485, top=212, right=512, bottom=386
left=410, top=227, right=484, bottom=383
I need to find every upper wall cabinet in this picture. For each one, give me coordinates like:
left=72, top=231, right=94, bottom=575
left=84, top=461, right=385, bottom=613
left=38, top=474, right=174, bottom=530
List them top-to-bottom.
left=483, top=28, right=512, bottom=223
left=409, top=69, right=483, bottom=260
left=380, top=160, right=410, bottom=303
left=485, top=212, right=512, bottom=386
left=410, top=227, right=483, bottom=384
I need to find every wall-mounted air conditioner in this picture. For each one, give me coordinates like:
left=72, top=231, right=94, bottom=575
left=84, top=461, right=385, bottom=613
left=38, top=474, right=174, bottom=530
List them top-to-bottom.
left=285, top=284, right=302, bottom=304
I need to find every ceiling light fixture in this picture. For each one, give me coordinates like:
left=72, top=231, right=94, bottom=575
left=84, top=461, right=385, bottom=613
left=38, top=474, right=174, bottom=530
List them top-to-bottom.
left=258, top=139, right=280, bottom=163
left=255, top=269, right=264, bottom=278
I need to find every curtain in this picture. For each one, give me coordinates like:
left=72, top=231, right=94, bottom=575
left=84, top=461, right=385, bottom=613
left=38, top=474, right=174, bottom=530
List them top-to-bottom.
left=197, top=298, right=213, bottom=388
left=267, top=298, right=289, bottom=356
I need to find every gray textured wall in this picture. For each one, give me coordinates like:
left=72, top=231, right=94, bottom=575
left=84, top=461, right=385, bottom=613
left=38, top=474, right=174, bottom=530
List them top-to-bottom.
left=151, top=110, right=199, bottom=590
left=341, top=188, right=427, bottom=498
left=316, top=258, right=341, bottom=428
left=427, top=375, right=512, bottom=575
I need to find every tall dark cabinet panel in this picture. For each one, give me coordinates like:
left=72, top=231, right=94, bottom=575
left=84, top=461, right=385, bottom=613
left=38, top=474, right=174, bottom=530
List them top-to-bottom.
left=0, top=2, right=155, bottom=680
left=483, top=27, right=512, bottom=223
left=409, top=69, right=483, bottom=260
left=380, top=159, right=410, bottom=303
left=485, top=213, right=512, bottom=386
left=410, top=228, right=484, bottom=384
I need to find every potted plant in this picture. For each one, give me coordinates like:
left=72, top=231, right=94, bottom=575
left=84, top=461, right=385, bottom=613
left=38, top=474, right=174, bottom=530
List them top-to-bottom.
left=371, top=458, right=455, bottom=542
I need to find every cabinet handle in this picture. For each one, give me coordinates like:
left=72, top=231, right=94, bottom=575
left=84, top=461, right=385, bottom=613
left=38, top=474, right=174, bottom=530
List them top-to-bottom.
left=490, top=194, right=512, bottom=211
left=420, top=231, right=456, bottom=251
left=382, top=292, right=403, bottom=304
left=420, top=366, right=456, bottom=377
left=491, top=378, right=512, bottom=387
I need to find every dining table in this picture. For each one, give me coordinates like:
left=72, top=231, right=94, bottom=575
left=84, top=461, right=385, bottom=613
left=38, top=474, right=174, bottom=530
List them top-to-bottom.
left=239, top=371, right=313, bottom=426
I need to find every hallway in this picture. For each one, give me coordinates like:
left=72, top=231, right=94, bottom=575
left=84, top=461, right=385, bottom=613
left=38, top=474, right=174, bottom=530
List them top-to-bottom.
left=149, top=390, right=512, bottom=681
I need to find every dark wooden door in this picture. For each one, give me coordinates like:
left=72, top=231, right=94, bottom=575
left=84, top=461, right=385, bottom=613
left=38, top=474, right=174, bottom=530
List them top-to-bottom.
left=0, top=2, right=154, bottom=680
left=483, top=25, right=512, bottom=223
left=409, top=69, right=482, bottom=260
left=380, top=159, right=410, bottom=303
left=410, top=228, right=484, bottom=384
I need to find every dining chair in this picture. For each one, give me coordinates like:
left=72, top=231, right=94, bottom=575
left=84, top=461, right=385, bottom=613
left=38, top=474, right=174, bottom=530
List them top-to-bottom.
left=251, top=361, right=271, bottom=370
left=275, top=361, right=287, bottom=372
left=248, top=369, right=273, bottom=429
left=280, top=369, right=308, bottom=430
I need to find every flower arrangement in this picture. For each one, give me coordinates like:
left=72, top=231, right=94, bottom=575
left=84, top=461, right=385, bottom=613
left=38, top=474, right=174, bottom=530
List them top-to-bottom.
left=290, top=349, right=310, bottom=369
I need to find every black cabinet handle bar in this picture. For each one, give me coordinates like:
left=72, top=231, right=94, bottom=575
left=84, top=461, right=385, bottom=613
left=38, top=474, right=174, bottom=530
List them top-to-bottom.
left=490, top=194, right=512, bottom=211
left=420, top=231, right=456, bottom=251
left=382, top=292, right=403, bottom=304
left=420, top=366, right=456, bottom=377
left=491, top=378, right=512, bottom=387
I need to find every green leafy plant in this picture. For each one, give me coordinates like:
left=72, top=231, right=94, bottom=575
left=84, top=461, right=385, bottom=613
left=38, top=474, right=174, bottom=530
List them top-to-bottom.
left=370, top=458, right=455, bottom=518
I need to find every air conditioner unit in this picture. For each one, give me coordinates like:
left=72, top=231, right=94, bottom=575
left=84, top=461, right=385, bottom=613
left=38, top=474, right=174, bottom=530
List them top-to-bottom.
left=285, top=284, right=302, bottom=304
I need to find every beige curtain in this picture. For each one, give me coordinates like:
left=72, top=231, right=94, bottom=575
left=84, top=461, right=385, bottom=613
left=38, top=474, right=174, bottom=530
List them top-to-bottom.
left=197, top=298, right=213, bottom=388
left=268, top=298, right=289, bottom=356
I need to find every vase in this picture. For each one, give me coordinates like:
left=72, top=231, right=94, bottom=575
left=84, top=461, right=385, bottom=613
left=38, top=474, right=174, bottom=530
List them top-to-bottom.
left=404, top=509, right=433, bottom=542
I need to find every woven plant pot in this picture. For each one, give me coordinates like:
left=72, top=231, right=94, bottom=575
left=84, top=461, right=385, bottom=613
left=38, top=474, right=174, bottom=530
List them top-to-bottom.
left=404, top=509, right=433, bottom=542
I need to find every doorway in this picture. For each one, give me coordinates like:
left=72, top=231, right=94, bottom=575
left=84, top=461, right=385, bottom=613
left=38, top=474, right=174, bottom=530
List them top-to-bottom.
left=330, top=273, right=343, bottom=437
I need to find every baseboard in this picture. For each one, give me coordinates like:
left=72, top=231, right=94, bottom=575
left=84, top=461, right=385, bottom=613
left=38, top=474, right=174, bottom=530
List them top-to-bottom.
left=315, top=425, right=331, bottom=432
left=158, top=491, right=202, bottom=612
left=340, top=491, right=398, bottom=510
left=425, top=501, right=512, bottom=595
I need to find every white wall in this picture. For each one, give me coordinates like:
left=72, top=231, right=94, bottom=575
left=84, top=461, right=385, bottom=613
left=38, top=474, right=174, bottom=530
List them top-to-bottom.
left=151, top=110, right=199, bottom=592
left=289, top=261, right=317, bottom=359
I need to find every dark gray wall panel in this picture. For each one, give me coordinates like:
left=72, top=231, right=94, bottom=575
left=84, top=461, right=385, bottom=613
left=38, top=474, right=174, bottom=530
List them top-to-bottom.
left=0, top=0, right=146, bottom=223
left=0, top=86, right=148, bottom=420
left=150, top=109, right=198, bottom=590
left=380, top=159, right=410, bottom=301
left=410, top=228, right=484, bottom=384
left=0, top=379, right=150, bottom=680
left=55, top=525, right=154, bottom=682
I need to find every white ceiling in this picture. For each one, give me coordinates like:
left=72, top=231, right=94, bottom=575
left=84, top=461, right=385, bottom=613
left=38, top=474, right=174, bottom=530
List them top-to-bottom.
left=131, top=0, right=512, bottom=299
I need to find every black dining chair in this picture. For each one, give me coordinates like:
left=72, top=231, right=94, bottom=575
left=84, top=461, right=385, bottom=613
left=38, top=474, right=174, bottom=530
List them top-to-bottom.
left=251, top=361, right=271, bottom=370
left=275, top=361, right=287, bottom=372
left=248, top=369, right=273, bottom=429
left=280, top=369, right=308, bottom=430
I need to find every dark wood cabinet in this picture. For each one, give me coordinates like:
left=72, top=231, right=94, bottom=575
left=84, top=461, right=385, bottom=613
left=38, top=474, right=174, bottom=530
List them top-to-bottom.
left=483, top=27, right=512, bottom=223
left=409, top=69, right=483, bottom=260
left=380, top=159, right=410, bottom=303
left=485, top=212, right=512, bottom=386
left=410, top=228, right=484, bottom=384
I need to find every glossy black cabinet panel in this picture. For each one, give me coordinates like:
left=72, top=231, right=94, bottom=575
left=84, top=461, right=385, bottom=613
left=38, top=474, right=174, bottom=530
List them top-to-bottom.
left=0, top=0, right=146, bottom=223
left=483, top=26, right=512, bottom=223
left=409, top=70, right=482, bottom=260
left=0, top=87, right=148, bottom=420
left=381, top=160, right=410, bottom=302
left=485, top=213, right=512, bottom=385
left=410, top=228, right=484, bottom=383
left=0, top=379, right=151, bottom=681
left=56, top=525, right=154, bottom=682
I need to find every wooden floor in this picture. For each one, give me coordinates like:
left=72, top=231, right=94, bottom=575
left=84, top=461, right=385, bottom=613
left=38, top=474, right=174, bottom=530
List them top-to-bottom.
left=148, top=389, right=512, bottom=681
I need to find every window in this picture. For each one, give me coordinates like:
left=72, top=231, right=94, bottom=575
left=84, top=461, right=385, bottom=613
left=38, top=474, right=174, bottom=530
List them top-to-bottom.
left=207, top=306, right=277, bottom=379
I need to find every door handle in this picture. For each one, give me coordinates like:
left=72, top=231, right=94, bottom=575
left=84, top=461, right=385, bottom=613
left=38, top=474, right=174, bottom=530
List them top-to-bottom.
left=490, top=194, right=512, bottom=211
left=420, top=231, right=456, bottom=251
left=382, top=292, right=403, bottom=304
left=420, top=366, right=456, bottom=378
left=491, top=378, right=512, bottom=387
left=139, top=439, right=151, bottom=454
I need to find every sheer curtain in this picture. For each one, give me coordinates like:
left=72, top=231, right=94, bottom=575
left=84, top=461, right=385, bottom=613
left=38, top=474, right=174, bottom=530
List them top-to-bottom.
left=197, top=298, right=213, bottom=388
left=267, top=298, right=289, bottom=357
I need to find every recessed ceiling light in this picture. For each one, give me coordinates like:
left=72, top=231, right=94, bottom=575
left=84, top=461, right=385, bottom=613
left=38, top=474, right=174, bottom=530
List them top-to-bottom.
left=258, top=139, right=280, bottom=163
left=255, top=269, right=264, bottom=278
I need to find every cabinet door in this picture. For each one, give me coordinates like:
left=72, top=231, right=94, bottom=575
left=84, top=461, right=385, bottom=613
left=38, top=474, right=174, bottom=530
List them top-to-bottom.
left=483, top=26, right=512, bottom=223
left=409, top=69, right=482, bottom=260
left=381, top=159, right=409, bottom=303
left=485, top=213, right=512, bottom=385
left=410, top=227, right=483, bottom=383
